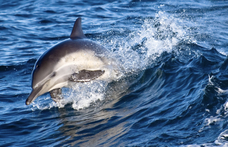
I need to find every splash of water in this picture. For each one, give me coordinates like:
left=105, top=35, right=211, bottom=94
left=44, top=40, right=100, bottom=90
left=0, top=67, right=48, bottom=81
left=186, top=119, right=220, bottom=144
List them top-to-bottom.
left=107, top=11, right=193, bottom=73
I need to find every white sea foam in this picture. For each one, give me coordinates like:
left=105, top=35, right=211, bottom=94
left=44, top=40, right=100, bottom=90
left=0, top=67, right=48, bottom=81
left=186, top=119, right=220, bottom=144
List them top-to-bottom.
left=107, top=11, right=193, bottom=73
left=214, top=129, right=228, bottom=146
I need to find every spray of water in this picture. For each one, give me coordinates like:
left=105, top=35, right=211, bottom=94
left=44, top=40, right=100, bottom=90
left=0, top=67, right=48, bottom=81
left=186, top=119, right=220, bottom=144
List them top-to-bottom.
left=108, top=11, right=194, bottom=72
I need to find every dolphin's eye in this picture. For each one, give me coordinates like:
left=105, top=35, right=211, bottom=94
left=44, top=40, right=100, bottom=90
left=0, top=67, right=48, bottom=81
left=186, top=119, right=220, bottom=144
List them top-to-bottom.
left=52, top=72, right=56, bottom=77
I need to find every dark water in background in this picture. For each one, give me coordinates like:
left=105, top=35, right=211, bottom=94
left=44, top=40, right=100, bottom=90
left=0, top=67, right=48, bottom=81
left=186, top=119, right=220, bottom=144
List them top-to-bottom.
left=1, top=0, right=228, bottom=146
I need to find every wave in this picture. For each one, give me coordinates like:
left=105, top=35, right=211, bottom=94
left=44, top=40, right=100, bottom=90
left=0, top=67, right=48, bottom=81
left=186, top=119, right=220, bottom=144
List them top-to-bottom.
left=29, top=11, right=227, bottom=113
left=19, top=12, right=228, bottom=146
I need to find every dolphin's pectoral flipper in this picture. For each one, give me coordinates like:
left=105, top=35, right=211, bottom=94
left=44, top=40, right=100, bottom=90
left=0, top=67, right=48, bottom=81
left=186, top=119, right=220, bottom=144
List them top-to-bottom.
left=69, top=70, right=105, bottom=82
left=50, top=88, right=63, bottom=102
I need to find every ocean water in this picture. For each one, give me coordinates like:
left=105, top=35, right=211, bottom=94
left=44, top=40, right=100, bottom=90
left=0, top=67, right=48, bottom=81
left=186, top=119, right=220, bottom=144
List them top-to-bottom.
left=1, top=0, right=228, bottom=146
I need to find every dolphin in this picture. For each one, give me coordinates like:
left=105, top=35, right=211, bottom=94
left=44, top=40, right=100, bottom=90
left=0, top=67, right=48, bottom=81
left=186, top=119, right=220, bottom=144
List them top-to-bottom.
left=26, top=18, right=119, bottom=105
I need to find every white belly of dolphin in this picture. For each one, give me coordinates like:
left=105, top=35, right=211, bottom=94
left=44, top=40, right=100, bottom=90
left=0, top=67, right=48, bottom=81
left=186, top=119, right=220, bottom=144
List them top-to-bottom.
left=46, top=50, right=118, bottom=91
left=55, top=50, right=106, bottom=71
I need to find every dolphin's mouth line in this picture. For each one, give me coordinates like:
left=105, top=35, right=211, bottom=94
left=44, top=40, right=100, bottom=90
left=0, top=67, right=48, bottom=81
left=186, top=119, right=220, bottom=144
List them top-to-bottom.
left=26, top=77, right=68, bottom=105
left=26, top=86, right=43, bottom=105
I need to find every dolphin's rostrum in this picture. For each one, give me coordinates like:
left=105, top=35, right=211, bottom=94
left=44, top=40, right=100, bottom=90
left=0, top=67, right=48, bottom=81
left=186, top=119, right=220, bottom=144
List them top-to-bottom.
left=26, top=18, right=118, bottom=105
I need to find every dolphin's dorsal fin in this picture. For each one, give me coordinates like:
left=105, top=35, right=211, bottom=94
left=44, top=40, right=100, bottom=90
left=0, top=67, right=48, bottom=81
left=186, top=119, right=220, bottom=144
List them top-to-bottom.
left=70, top=18, right=86, bottom=39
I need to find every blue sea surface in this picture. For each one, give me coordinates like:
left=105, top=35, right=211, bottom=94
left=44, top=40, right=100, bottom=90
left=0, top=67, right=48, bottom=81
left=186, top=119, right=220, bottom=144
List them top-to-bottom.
left=1, top=0, right=228, bottom=146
